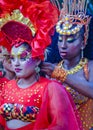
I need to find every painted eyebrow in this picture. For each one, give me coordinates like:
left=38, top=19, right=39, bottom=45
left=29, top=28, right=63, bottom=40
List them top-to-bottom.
left=11, top=51, right=31, bottom=57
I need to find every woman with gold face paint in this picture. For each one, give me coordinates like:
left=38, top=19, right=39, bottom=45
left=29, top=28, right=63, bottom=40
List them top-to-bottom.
left=41, top=0, right=93, bottom=130
left=0, top=1, right=82, bottom=130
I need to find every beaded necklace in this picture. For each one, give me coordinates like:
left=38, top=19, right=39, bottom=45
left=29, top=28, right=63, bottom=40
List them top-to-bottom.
left=60, top=58, right=88, bottom=75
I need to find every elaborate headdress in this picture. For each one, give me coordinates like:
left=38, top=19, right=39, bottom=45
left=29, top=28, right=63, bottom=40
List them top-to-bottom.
left=0, top=0, right=59, bottom=60
left=51, top=0, right=91, bottom=45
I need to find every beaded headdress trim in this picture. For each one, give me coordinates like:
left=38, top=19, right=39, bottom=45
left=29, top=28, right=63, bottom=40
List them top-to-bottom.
left=51, top=0, right=91, bottom=45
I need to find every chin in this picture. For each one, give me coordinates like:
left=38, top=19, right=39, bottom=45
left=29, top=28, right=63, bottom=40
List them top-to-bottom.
left=16, top=74, right=23, bottom=78
left=16, top=74, right=29, bottom=79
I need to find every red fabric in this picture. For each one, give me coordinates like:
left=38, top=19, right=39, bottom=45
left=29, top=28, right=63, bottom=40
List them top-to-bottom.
left=0, top=0, right=59, bottom=60
left=0, top=0, right=22, bottom=16
left=21, top=1, right=59, bottom=59
left=1, top=21, right=33, bottom=45
left=0, top=31, right=11, bottom=52
left=0, top=77, right=82, bottom=130
left=0, top=77, right=9, bottom=127
left=0, top=77, right=9, bottom=91
left=34, top=80, right=82, bottom=130
left=0, top=115, right=5, bottom=128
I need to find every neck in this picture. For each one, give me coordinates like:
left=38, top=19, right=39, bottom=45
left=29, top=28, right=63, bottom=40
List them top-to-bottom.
left=63, top=55, right=81, bottom=70
left=5, top=69, right=15, bottom=80
left=17, top=73, right=38, bottom=88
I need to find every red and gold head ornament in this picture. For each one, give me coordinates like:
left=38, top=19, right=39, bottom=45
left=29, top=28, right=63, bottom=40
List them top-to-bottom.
left=0, top=0, right=59, bottom=60
left=52, top=0, right=91, bottom=45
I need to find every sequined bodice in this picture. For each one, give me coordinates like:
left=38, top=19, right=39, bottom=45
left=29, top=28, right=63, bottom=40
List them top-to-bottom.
left=0, top=77, right=48, bottom=122
left=66, top=86, right=88, bottom=109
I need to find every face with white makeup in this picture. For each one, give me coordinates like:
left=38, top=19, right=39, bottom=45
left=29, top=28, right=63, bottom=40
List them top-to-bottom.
left=10, top=42, right=41, bottom=79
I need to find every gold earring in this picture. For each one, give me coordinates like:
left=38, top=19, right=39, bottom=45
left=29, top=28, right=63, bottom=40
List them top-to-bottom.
left=81, top=47, right=84, bottom=59
left=35, top=66, right=40, bottom=73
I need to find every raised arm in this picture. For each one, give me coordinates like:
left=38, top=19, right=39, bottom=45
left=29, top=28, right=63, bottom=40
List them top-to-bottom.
left=42, top=61, right=93, bottom=98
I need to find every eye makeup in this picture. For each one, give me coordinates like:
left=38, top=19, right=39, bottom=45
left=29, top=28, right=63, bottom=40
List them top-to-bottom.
left=58, top=33, right=80, bottom=43
left=10, top=51, right=31, bottom=61
left=20, top=51, right=31, bottom=60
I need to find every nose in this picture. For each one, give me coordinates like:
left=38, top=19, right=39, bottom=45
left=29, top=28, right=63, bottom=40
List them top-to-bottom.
left=60, top=37, right=67, bottom=49
left=11, top=58, right=20, bottom=67
left=15, top=58, right=20, bottom=67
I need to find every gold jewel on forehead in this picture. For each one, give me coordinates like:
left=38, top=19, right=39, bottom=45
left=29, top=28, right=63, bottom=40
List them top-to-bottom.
left=0, top=9, right=36, bottom=36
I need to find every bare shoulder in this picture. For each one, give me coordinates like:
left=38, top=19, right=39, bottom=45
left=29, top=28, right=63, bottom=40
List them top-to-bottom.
left=88, top=60, right=93, bottom=69
left=88, top=60, right=93, bottom=81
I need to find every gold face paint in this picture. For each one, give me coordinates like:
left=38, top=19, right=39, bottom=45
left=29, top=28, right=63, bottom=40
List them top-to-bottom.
left=58, top=33, right=80, bottom=43
left=11, top=46, right=31, bottom=61
left=11, top=46, right=27, bottom=55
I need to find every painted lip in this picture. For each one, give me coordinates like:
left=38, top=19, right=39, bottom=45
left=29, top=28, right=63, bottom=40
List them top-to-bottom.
left=60, top=52, right=67, bottom=56
left=15, top=68, right=22, bottom=73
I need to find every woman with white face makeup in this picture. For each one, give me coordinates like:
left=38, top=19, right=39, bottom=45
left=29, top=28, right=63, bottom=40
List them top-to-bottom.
left=0, top=0, right=82, bottom=130
left=0, top=38, right=82, bottom=130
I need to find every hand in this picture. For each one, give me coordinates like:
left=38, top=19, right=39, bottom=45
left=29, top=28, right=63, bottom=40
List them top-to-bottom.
left=41, top=62, right=56, bottom=77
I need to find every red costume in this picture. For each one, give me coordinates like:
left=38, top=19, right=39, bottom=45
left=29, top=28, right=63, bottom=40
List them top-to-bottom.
left=0, top=0, right=82, bottom=129
left=0, top=77, right=82, bottom=130
left=0, top=77, right=9, bottom=128
left=0, top=77, right=9, bottom=90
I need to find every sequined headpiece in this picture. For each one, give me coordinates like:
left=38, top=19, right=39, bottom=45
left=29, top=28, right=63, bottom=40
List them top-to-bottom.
left=0, top=0, right=58, bottom=60
left=51, top=0, right=91, bottom=45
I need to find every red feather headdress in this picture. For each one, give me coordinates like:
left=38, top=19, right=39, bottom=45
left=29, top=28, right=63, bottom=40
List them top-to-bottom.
left=0, top=0, right=59, bottom=60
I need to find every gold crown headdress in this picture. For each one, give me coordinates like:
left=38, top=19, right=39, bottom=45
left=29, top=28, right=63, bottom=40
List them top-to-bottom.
left=51, top=0, right=91, bottom=45
left=0, top=9, right=36, bottom=36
